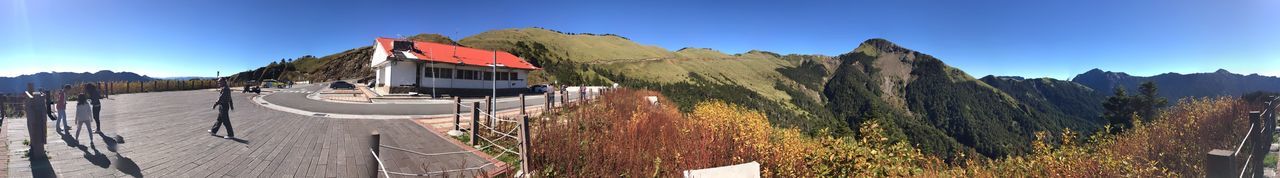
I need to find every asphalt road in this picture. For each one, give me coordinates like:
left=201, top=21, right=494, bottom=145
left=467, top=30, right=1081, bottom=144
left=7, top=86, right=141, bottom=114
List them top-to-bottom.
left=261, top=84, right=584, bottom=116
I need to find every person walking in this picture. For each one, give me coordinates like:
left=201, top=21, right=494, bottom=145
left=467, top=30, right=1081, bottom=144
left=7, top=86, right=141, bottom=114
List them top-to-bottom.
left=209, top=79, right=235, bottom=139
left=84, top=83, right=104, bottom=134
left=55, top=85, right=70, bottom=132
left=43, top=89, right=56, bottom=121
left=73, top=93, right=94, bottom=144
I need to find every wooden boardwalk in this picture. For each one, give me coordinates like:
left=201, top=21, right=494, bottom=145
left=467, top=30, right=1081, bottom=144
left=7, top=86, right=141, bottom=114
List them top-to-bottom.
left=4, top=90, right=494, bottom=177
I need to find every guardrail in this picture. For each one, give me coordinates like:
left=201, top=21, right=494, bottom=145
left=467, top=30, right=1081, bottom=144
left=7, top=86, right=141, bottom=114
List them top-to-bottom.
left=1206, top=96, right=1278, bottom=178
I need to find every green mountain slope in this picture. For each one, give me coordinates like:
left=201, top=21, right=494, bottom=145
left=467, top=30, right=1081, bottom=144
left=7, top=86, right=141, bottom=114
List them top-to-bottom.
left=459, top=28, right=853, bottom=134
left=823, top=39, right=1109, bottom=160
left=979, top=76, right=1107, bottom=129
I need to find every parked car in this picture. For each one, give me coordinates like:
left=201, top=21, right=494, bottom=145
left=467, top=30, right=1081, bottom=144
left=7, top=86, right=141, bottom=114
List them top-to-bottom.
left=261, top=79, right=282, bottom=88
left=330, top=81, right=355, bottom=89
left=529, top=84, right=549, bottom=93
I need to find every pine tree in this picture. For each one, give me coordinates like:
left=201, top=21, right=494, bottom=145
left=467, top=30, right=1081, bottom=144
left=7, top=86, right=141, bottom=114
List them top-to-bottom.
left=1102, top=81, right=1168, bottom=133
left=1135, top=81, right=1167, bottom=122
left=1102, top=87, right=1134, bottom=132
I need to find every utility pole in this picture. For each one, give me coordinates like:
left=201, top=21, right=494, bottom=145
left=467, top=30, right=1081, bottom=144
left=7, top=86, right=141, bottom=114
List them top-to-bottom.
left=430, top=48, right=437, bottom=98
left=492, top=50, right=497, bottom=109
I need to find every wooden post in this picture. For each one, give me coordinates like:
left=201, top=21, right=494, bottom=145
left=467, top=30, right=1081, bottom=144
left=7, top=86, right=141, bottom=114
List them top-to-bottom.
left=25, top=82, right=47, bottom=158
left=520, top=94, right=526, bottom=116
left=485, top=96, right=493, bottom=129
left=454, top=97, right=461, bottom=131
left=471, top=101, right=480, bottom=146
left=1250, top=111, right=1265, bottom=177
left=519, top=115, right=531, bottom=176
left=369, top=131, right=380, bottom=178
left=1206, top=149, right=1234, bottom=178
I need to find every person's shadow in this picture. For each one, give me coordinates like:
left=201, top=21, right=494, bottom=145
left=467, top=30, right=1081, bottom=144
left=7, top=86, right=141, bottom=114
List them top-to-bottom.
left=59, top=130, right=78, bottom=147
left=100, top=133, right=143, bottom=177
left=229, top=137, right=250, bottom=144
left=77, top=143, right=111, bottom=168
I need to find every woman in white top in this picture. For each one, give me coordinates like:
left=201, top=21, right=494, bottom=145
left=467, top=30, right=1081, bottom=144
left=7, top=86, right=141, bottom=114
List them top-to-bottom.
left=74, top=93, right=94, bottom=144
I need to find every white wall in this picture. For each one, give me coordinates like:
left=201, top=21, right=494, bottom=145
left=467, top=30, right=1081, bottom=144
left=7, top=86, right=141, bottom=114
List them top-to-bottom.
left=370, top=42, right=389, bottom=68
left=387, top=62, right=418, bottom=86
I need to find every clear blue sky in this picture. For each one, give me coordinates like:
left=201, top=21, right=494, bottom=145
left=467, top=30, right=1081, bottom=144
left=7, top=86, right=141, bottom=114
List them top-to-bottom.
left=3, top=0, right=1278, bottom=79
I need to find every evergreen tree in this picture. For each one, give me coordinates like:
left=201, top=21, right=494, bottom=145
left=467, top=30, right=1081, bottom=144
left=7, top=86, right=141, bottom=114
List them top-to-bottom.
left=1102, top=81, right=1167, bottom=133
left=1135, top=81, right=1167, bottom=122
left=1102, top=87, right=1135, bottom=132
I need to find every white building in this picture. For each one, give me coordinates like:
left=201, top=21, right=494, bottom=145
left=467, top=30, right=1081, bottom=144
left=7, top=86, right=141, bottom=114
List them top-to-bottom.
left=369, top=37, right=540, bottom=96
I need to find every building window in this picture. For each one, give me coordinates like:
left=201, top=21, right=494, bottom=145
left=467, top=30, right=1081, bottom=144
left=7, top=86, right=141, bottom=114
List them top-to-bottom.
left=424, top=68, right=453, bottom=79
left=438, top=68, right=453, bottom=79
left=459, top=70, right=477, bottom=80
left=497, top=72, right=509, bottom=80
left=509, top=72, right=519, bottom=81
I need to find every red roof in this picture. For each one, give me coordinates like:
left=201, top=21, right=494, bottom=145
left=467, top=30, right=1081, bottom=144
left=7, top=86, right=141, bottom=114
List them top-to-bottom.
left=376, top=37, right=539, bottom=70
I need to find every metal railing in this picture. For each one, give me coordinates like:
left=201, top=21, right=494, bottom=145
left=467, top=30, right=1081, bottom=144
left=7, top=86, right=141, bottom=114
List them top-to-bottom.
left=1206, top=96, right=1278, bottom=178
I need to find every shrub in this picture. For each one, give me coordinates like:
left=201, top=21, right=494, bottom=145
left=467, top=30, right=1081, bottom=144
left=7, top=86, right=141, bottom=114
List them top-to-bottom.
left=530, top=88, right=938, bottom=177
left=937, top=96, right=1251, bottom=177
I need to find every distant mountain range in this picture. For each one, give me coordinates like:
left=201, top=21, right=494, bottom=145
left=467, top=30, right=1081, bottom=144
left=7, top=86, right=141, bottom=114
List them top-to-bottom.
left=229, top=27, right=1280, bottom=161
left=1072, top=68, right=1280, bottom=100
left=0, top=70, right=154, bottom=93
left=158, top=76, right=216, bottom=80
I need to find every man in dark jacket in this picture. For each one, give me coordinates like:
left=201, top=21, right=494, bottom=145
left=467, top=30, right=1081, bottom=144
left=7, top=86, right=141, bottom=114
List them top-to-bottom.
left=210, top=79, right=235, bottom=139
left=85, top=83, right=103, bottom=134
left=43, top=89, right=57, bottom=121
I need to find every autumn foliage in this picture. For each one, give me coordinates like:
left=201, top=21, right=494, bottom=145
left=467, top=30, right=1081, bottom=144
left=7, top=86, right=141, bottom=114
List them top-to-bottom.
left=530, top=89, right=1257, bottom=177
left=530, top=89, right=935, bottom=177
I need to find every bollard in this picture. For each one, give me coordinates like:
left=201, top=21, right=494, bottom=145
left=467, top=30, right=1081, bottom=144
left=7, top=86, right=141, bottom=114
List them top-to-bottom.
left=454, top=97, right=461, bottom=131
left=471, top=101, right=480, bottom=146
left=369, top=131, right=380, bottom=178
